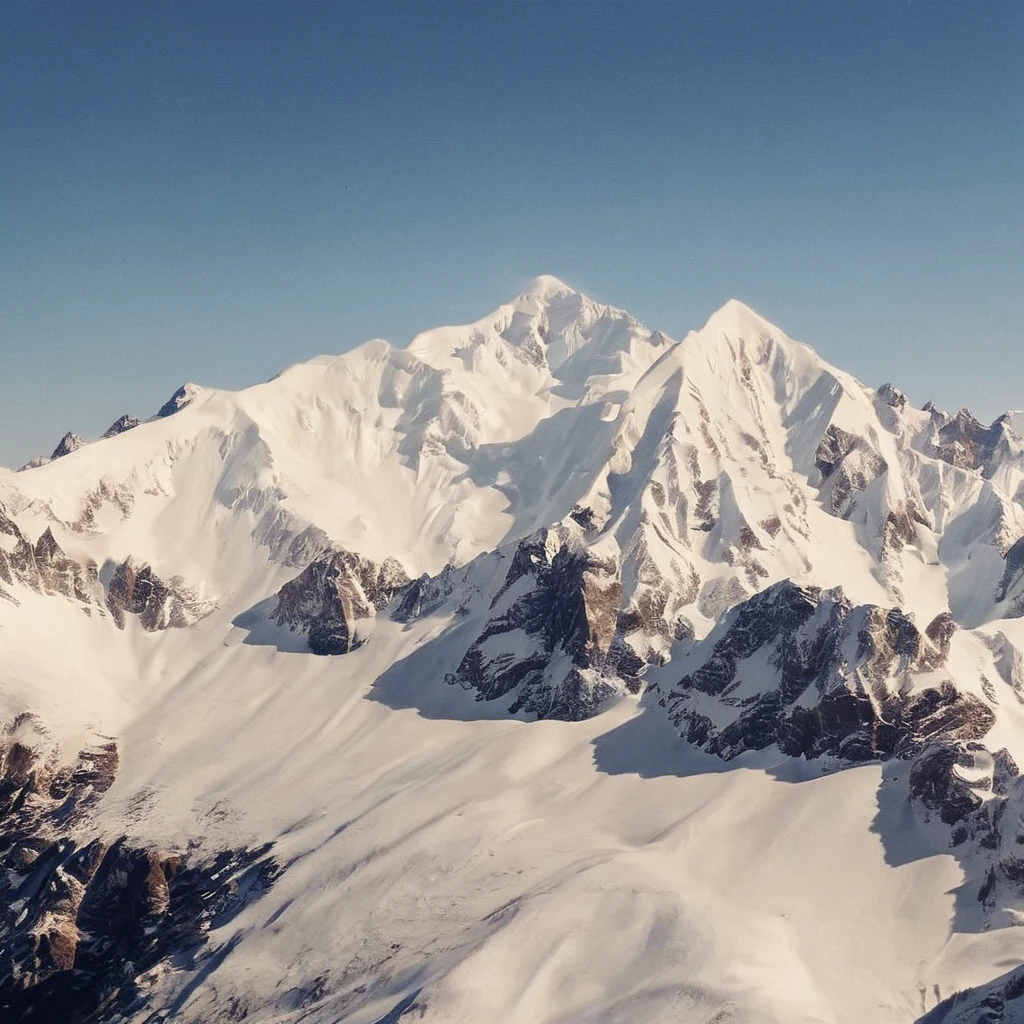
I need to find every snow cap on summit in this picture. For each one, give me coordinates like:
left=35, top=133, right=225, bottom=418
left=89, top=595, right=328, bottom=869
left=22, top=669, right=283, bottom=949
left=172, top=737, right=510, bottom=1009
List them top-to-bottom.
left=519, top=274, right=577, bottom=300
left=700, top=297, right=773, bottom=335
left=155, top=382, right=206, bottom=419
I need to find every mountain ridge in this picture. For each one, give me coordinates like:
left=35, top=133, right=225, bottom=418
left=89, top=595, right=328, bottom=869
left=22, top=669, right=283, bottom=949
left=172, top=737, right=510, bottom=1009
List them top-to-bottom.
left=2, top=278, right=1024, bottom=1023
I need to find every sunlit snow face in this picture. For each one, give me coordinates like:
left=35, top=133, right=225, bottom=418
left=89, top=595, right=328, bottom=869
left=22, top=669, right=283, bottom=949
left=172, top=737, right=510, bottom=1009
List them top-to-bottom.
left=3, top=282, right=1024, bottom=1024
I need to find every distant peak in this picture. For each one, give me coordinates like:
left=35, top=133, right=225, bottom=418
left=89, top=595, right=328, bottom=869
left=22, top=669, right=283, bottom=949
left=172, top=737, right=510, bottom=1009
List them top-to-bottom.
left=516, top=275, right=582, bottom=304
left=701, top=297, right=772, bottom=333
left=156, top=383, right=204, bottom=419
left=876, top=383, right=907, bottom=410
left=103, top=414, right=141, bottom=438
left=50, top=432, right=85, bottom=460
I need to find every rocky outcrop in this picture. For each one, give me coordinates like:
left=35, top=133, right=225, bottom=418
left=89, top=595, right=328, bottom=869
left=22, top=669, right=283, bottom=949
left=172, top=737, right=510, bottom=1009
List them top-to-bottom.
left=156, top=382, right=204, bottom=418
left=875, top=382, right=907, bottom=410
left=927, top=406, right=1024, bottom=477
left=101, top=414, right=141, bottom=438
left=17, top=418, right=139, bottom=472
left=813, top=424, right=888, bottom=517
left=50, top=432, right=85, bottom=460
left=65, top=477, right=135, bottom=532
left=0, top=504, right=101, bottom=608
left=0, top=505, right=207, bottom=629
left=617, top=522, right=701, bottom=654
left=444, top=529, right=636, bottom=720
left=996, top=537, right=1024, bottom=617
left=272, top=548, right=409, bottom=654
left=105, top=556, right=214, bottom=630
left=392, top=563, right=460, bottom=624
left=656, top=578, right=1024, bottom=934
left=659, top=580, right=989, bottom=762
left=0, top=715, right=280, bottom=1023
left=903, top=739, right=1024, bottom=941
left=907, top=740, right=1017, bottom=830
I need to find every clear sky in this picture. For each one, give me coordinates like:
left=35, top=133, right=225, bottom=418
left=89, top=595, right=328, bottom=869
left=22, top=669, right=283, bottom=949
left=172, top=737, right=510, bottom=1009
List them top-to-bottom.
left=2, top=1, right=1021, bottom=467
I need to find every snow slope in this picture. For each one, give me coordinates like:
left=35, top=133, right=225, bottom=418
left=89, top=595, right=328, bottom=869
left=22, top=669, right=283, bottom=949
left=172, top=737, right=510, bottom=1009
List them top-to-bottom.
left=2, top=276, right=1024, bottom=1023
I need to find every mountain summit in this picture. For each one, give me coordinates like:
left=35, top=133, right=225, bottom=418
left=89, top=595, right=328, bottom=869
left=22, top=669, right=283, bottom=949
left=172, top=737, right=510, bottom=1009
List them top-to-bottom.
left=1, top=280, right=1024, bottom=1023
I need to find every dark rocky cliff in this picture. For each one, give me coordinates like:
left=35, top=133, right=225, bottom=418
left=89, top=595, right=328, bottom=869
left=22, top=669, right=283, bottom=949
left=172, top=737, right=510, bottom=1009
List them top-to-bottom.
left=272, top=548, right=409, bottom=654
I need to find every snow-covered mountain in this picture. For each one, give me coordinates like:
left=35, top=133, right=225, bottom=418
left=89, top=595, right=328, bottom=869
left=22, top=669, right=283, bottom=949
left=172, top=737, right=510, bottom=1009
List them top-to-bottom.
left=3, top=276, right=1024, bottom=1023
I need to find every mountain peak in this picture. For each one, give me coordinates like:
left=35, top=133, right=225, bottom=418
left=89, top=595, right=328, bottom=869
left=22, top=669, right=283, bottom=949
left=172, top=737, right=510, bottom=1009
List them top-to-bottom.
left=520, top=274, right=577, bottom=300
left=7, top=277, right=1024, bottom=1023
left=701, top=297, right=775, bottom=336
left=155, top=382, right=206, bottom=419
left=103, top=414, right=141, bottom=439
left=50, top=431, right=85, bottom=460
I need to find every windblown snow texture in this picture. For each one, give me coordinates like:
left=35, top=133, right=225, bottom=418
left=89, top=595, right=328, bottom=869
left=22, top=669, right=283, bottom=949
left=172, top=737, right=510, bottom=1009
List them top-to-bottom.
left=2, top=276, right=1024, bottom=1022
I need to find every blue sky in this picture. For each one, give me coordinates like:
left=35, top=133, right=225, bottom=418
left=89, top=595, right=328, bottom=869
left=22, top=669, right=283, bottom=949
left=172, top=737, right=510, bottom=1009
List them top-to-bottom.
left=2, top=1, right=1021, bottom=466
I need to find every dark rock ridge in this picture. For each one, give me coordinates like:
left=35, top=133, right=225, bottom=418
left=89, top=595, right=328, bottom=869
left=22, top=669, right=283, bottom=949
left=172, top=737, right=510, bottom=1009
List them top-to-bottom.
left=156, top=382, right=202, bottom=418
left=875, top=382, right=907, bottom=410
left=927, top=405, right=1023, bottom=476
left=101, top=413, right=141, bottom=438
left=17, top=417, right=140, bottom=472
left=813, top=424, right=888, bottom=517
left=50, top=432, right=85, bottom=460
left=0, top=501, right=213, bottom=634
left=0, top=503, right=101, bottom=608
left=0, top=503, right=208, bottom=631
left=444, top=528, right=641, bottom=720
left=996, top=537, right=1024, bottom=618
left=272, top=547, right=409, bottom=654
left=105, top=556, right=214, bottom=630
left=391, top=564, right=458, bottom=623
left=655, top=578, right=1024, bottom=926
left=660, top=580, right=990, bottom=762
left=0, top=714, right=280, bottom=1023
left=905, top=738, right=1024, bottom=941
left=908, top=740, right=1018, bottom=833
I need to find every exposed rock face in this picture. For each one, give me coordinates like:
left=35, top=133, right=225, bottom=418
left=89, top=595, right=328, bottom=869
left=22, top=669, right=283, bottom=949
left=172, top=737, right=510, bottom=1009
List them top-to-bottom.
left=5, top=285, right=1024, bottom=1020
left=156, top=382, right=203, bottom=418
left=876, top=382, right=907, bottom=410
left=928, top=406, right=1022, bottom=476
left=101, top=414, right=141, bottom=438
left=18, top=418, right=139, bottom=471
left=813, top=424, right=888, bottom=517
left=50, top=432, right=85, bottom=460
left=66, top=477, right=135, bottom=533
left=0, top=504, right=101, bottom=608
left=0, top=504, right=209, bottom=630
left=617, top=523, right=701, bottom=653
left=444, top=529, right=637, bottom=720
left=996, top=537, right=1024, bottom=617
left=272, top=548, right=409, bottom=654
left=105, top=556, right=214, bottom=630
left=391, top=564, right=458, bottom=624
left=654, top=577, right=1024, bottom=935
left=660, top=580, right=990, bottom=762
left=0, top=715, right=280, bottom=1023
left=903, top=738, right=1024, bottom=945
left=907, top=740, right=1014, bottom=829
